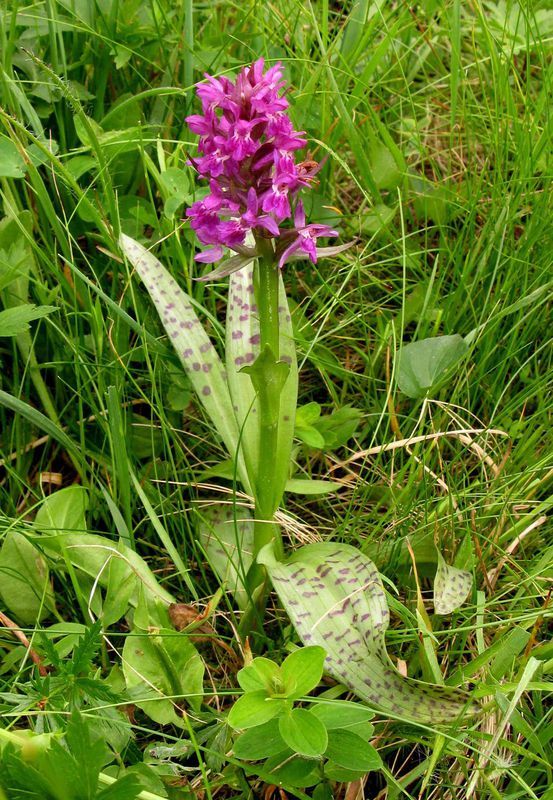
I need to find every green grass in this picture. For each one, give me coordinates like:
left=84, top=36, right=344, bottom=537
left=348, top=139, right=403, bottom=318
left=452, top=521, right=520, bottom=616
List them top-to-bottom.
left=0, top=1, right=552, bottom=798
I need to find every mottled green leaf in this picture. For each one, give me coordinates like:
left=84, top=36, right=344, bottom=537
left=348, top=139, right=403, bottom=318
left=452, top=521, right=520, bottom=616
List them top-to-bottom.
left=119, top=234, right=250, bottom=493
left=226, top=264, right=297, bottom=509
left=197, top=504, right=253, bottom=610
left=259, top=542, right=478, bottom=724
left=433, top=552, right=472, bottom=615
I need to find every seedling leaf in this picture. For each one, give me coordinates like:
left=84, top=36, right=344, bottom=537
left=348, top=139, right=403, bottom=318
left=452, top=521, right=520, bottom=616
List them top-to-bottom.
left=279, top=708, right=328, bottom=757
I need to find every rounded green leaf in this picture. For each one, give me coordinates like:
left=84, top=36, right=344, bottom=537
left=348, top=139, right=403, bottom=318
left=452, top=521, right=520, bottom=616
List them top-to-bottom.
left=397, top=334, right=468, bottom=399
left=281, top=646, right=326, bottom=699
left=237, top=657, right=283, bottom=694
left=227, top=690, right=282, bottom=730
left=311, top=700, right=374, bottom=733
left=278, top=708, right=328, bottom=757
left=233, top=718, right=286, bottom=760
left=324, top=730, right=382, bottom=772
left=264, top=752, right=321, bottom=788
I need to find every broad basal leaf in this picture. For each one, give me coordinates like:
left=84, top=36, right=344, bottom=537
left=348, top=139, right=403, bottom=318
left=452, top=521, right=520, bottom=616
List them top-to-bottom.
left=119, top=234, right=250, bottom=493
left=34, top=486, right=174, bottom=608
left=197, top=503, right=254, bottom=610
left=0, top=530, right=55, bottom=623
left=259, top=542, right=478, bottom=725
left=433, top=552, right=473, bottom=615
left=122, top=628, right=204, bottom=725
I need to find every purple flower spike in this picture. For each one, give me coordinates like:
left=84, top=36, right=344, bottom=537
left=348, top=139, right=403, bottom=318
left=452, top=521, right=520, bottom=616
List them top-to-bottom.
left=185, top=59, right=340, bottom=270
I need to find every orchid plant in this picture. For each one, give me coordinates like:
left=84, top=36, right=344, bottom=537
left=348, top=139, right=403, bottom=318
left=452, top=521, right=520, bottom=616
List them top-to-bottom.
left=119, top=59, right=478, bottom=725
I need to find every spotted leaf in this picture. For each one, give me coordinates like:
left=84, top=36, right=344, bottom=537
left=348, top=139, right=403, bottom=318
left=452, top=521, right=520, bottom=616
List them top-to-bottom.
left=119, top=234, right=250, bottom=493
left=226, top=263, right=298, bottom=509
left=197, top=504, right=254, bottom=610
left=259, top=542, right=478, bottom=725
left=433, top=552, right=473, bottom=615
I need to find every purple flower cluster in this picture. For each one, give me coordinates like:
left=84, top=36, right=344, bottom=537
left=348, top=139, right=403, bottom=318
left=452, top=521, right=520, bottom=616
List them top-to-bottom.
left=185, top=59, right=337, bottom=268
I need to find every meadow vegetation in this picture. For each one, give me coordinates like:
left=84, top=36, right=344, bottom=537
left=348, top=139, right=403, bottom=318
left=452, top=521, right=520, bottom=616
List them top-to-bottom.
left=0, top=1, right=552, bottom=798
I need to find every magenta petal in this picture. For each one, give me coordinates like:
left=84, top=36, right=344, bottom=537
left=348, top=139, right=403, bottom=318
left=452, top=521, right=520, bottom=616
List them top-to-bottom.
left=278, top=239, right=301, bottom=269
left=195, top=246, right=223, bottom=263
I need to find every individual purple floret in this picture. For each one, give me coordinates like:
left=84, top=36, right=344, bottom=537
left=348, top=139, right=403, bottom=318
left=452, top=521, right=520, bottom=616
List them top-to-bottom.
left=185, top=58, right=338, bottom=270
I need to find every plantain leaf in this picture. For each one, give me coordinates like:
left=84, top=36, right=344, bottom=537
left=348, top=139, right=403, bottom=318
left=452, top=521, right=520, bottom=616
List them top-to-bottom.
left=119, top=234, right=250, bottom=493
left=397, top=334, right=468, bottom=399
left=34, top=486, right=174, bottom=608
left=197, top=504, right=254, bottom=610
left=0, top=531, right=56, bottom=623
left=259, top=542, right=478, bottom=725
left=433, top=552, right=473, bottom=615
left=122, top=628, right=204, bottom=725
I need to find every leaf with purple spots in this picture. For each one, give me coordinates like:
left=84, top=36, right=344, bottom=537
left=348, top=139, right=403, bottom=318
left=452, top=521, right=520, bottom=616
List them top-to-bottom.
left=119, top=234, right=251, bottom=493
left=225, top=264, right=298, bottom=509
left=226, top=264, right=260, bottom=485
left=197, top=503, right=254, bottom=610
left=258, top=542, right=479, bottom=725
left=433, top=552, right=473, bottom=615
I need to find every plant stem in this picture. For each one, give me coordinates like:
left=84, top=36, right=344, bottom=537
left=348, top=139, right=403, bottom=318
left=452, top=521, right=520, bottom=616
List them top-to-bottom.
left=239, top=244, right=285, bottom=638
left=253, top=244, right=282, bottom=544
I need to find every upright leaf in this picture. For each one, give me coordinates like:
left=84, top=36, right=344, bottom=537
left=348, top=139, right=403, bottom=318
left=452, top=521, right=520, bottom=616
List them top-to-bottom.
left=119, top=234, right=250, bottom=493
left=226, top=263, right=298, bottom=508
left=259, top=542, right=478, bottom=725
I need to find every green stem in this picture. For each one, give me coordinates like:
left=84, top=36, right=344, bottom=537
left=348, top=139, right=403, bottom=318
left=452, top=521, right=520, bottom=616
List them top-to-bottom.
left=239, top=244, right=285, bottom=638
left=254, top=245, right=281, bottom=536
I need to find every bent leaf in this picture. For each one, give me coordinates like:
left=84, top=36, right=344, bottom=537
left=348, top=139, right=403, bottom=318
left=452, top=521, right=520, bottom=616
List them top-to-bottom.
left=119, top=234, right=250, bottom=493
left=196, top=253, right=253, bottom=282
left=34, top=486, right=174, bottom=608
left=197, top=503, right=254, bottom=610
left=259, top=542, right=478, bottom=725
left=433, top=552, right=473, bottom=615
